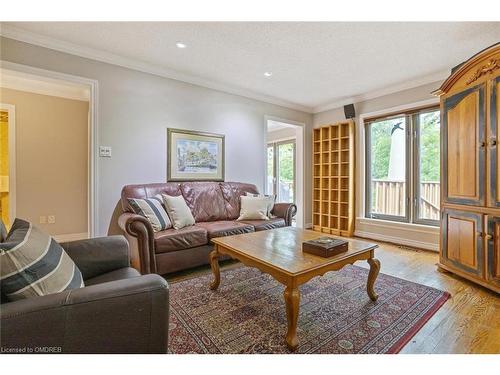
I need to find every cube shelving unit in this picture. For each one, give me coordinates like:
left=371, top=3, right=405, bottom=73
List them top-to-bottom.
left=312, top=120, right=355, bottom=236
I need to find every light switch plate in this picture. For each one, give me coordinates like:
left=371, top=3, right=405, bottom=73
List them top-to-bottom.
left=99, top=146, right=112, bottom=158
left=48, top=215, right=56, bottom=224
left=39, top=216, right=47, bottom=224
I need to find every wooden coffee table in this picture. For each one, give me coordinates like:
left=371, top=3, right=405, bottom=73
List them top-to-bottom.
left=209, top=227, right=380, bottom=351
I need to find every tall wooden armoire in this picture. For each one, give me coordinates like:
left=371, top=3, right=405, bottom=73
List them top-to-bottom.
left=433, top=43, right=500, bottom=293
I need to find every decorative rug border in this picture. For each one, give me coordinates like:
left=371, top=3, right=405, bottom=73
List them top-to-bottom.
left=386, top=291, right=451, bottom=353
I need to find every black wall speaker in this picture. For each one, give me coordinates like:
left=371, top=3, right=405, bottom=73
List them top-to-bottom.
left=344, top=104, right=355, bottom=119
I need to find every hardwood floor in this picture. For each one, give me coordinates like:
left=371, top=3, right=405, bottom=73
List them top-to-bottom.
left=165, top=239, right=500, bottom=354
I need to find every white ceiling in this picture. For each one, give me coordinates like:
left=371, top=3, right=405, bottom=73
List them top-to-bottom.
left=2, top=22, right=500, bottom=113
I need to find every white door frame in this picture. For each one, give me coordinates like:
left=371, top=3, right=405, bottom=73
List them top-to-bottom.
left=0, top=60, right=99, bottom=237
left=0, top=103, right=16, bottom=224
left=265, top=116, right=305, bottom=228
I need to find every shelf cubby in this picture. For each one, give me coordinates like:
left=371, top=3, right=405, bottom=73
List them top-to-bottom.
left=311, top=120, right=354, bottom=237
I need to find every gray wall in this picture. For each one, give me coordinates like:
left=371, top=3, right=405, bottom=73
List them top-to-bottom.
left=1, top=37, right=313, bottom=235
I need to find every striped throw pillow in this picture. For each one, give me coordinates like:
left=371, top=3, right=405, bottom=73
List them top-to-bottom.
left=128, top=194, right=172, bottom=232
left=0, top=218, right=84, bottom=302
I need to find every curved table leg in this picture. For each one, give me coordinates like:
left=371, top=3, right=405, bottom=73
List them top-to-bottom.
left=209, top=248, right=221, bottom=290
left=367, top=257, right=380, bottom=301
left=284, top=285, right=300, bottom=351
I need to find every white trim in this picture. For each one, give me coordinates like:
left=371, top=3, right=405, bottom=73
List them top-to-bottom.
left=0, top=24, right=312, bottom=113
left=0, top=24, right=448, bottom=115
left=1, top=60, right=99, bottom=237
left=0, top=68, right=90, bottom=101
left=313, top=71, right=448, bottom=113
left=0, top=103, right=16, bottom=224
left=264, top=115, right=305, bottom=229
left=304, top=222, right=313, bottom=229
left=354, top=230, right=438, bottom=252
left=53, top=232, right=89, bottom=243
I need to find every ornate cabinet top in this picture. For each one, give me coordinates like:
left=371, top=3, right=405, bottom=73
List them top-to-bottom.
left=432, top=43, right=500, bottom=97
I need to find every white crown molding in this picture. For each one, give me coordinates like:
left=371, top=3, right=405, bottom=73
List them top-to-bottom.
left=0, top=24, right=313, bottom=113
left=0, top=24, right=451, bottom=115
left=1, top=68, right=90, bottom=101
left=312, top=69, right=449, bottom=114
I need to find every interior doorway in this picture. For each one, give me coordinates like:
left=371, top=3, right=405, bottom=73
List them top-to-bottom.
left=0, top=65, right=96, bottom=240
left=0, top=105, right=15, bottom=228
left=266, top=117, right=304, bottom=227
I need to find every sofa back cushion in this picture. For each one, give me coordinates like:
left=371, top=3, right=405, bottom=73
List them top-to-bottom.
left=121, top=181, right=260, bottom=222
left=121, top=182, right=182, bottom=212
left=179, top=182, right=227, bottom=222
left=220, top=182, right=259, bottom=220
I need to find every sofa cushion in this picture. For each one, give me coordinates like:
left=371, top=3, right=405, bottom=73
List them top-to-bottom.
left=180, top=182, right=228, bottom=222
left=219, top=182, right=260, bottom=220
left=162, top=194, right=195, bottom=229
left=127, top=195, right=172, bottom=232
left=1, top=218, right=84, bottom=302
left=239, top=218, right=286, bottom=231
left=195, top=221, right=254, bottom=240
left=154, top=226, right=208, bottom=254
left=85, top=267, right=141, bottom=286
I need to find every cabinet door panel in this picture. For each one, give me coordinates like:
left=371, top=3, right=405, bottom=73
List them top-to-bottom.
left=489, top=76, right=500, bottom=208
left=443, top=85, right=486, bottom=206
left=441, top=209, right=484, bottom=277
left=486, top=216, right=500, bottom=287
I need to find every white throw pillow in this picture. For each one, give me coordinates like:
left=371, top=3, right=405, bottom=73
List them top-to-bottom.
left=245, top=192, right=276, bottom=217
left=161, top=194, right=195, bottom=229
left=237, top=196, right=269, bottom=221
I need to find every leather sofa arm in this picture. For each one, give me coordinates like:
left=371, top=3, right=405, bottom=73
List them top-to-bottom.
left=271, top=203, right=297, bottom=226
left=118, top=213, right=156, bottom=275
left=61, top=235, right=130, bottom=280
left=0, top=274, right=169, bottom=353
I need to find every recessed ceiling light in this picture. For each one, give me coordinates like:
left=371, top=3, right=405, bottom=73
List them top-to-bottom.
left=176, top=42, right=187, bottom=49
left=264, top=72, right=273, bottom=77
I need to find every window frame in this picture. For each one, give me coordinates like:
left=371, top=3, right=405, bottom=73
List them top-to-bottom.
left=365, top=105, right=440, bottom=226
left=266, top=139, right=296, bottom=203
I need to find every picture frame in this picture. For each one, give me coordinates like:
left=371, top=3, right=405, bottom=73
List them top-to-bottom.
left=167, top=128, right=225, bottom=182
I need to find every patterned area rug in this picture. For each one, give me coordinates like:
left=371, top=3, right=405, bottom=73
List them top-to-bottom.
left=168, top=265, right=450, bottom=354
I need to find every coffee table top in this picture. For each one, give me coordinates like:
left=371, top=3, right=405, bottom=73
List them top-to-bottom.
left=211, top=227, right=378, bottom=275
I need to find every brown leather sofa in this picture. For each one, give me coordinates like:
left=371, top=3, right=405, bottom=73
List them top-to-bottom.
left=117, top=181, right=297, bottom=275
left=0, top=234, right=169, bottom=354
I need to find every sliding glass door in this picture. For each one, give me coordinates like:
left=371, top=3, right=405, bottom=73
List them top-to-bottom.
left=266, top=140, right=295, bottom=203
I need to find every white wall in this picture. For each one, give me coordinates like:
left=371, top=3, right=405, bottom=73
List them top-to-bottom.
left=1, top=37, right=313, bottom=235
left=313, top=82, right=442, bottom=251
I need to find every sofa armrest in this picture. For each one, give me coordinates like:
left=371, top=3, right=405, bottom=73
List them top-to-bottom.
left=271, top=203, right=297, bottom=226
left=118, top=213, right=156, bottom=274
left=60, top=236, right=130, bottom=280
left=0, top=274, right=169, bottom=353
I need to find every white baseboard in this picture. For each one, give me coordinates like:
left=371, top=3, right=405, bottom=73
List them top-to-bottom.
left=304, top=222, right=313, bottom=229
left=354, top=230, right=439, bottom=252
left=53, top=232, right=89, bottom=243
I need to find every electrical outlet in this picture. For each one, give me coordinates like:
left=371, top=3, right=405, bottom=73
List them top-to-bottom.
left=48, top=215, right=56, bottom=224
left=39, top=216, right=47, bottom=224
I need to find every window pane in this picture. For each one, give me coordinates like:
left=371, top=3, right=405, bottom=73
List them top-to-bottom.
left=418, top=110, right=440, bottom=221
left=369, top=117, right=406, bottom=217
left=277, top=142, right=294, bottom=203
left=266, top=145, right=274, bottom=195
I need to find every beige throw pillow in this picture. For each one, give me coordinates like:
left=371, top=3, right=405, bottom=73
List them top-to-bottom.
left=245, top=192, right=276, bottom=217
left=162, top=194, right=195, bottom=229
left=237, top=196, right=269, bottom=221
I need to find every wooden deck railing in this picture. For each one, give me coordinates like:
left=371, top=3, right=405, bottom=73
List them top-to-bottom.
left=372, top=179, right=440, bottom=220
